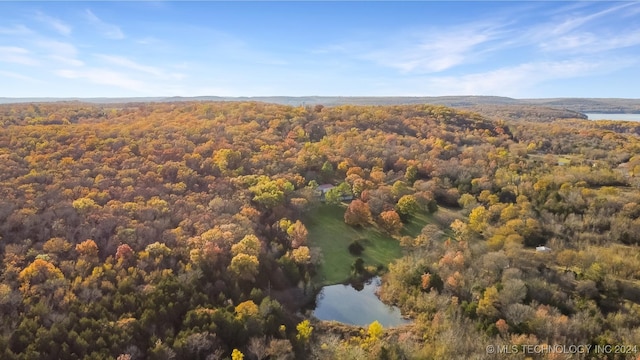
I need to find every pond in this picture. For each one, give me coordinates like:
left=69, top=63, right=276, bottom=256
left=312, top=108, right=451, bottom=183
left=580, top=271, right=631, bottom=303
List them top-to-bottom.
left=586, top=113, right=640, bottom=122
left=312, top=277, right=411, bottom=327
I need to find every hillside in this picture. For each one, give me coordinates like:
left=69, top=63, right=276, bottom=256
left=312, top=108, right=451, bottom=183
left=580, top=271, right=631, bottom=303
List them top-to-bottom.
left=2, top=95, right=640, bottom=114
left=1, top=101, right=640, bottom=359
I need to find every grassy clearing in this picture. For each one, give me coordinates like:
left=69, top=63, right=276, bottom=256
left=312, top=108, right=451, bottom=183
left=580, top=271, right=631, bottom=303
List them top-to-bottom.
left=304, top=205, right=403, bottom=285
left=402, top=206, right=463, bottom=239
left=401, top=211, right=434, bottom=238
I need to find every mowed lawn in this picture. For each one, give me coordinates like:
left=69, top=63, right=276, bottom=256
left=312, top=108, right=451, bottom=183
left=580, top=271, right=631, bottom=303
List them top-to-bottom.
left=304, top=205, right=403, bottom=285
left=401, top=207, right=462, bottom=239
left=401, top=211, right=434, bottom=238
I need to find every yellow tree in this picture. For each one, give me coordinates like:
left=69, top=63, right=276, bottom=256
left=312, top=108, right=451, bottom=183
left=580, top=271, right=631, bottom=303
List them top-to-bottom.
left=468, top=206, right=489, bottom=234
left=287, top=221, right=308, bottom=249
left=231, top=235, right=261, bottom=258
left=76, top=239, right=99, bottom=260
left=76, top=239, right=99, bottom=275
left=290, top=246, right=311, bottom=265
left=228, top=253, right=259, bottom=282
left=18, top=258, right=65, bottom=297
left=478, top=286, right=500, bottom=319
left=235, top=300, right=259, bottom=319
left=296, top=319, right=313, bottom=343
left=231, top=349, right=244, bottom=360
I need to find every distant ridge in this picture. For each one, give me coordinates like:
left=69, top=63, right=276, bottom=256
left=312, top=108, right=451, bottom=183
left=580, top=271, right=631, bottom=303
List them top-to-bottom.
left=1, top=96, right=639, bottom=113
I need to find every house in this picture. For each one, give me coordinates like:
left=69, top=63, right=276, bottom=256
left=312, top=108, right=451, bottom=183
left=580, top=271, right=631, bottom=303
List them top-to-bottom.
left=557, top=157, right=571, bottom=166
left=314, top=184, right=335, bottom=200
left=314, top=184, right=354, bottom=202
left=536, top=245, right=552, bottom=252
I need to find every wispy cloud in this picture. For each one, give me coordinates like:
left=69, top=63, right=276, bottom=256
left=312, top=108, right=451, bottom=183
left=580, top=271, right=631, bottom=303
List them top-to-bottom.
left=316, top=2, right=640, bottom=78
left=524, top=2, right=640, bottom=53
left=546, top=2, right=636, bottom=36
left=84, top=9, right=124, bottom=39
left=35, top=11, right=71, bottom=36
left=315, top=21, right=508, bottom=74
left=0, top=24, right=33, bottom=35
left=362, top=25, right=502, bottom=73
left=194, top=27, right=288, bottom=66
left=540, top=29, right=640, bottom=53
left=136, top=36, right=161, bottom=45
left=35, top=40, right=84, bottom=66
left=36, top=40, right=78, bottom=57
left=0, top=46, right=39, bottom=66
left=94, top=54, right=185, bottom=80
left=94, top=54, right=163, bottom=76
left=418, top=59, right=632, bottom=97
left=55, top=68, right=146, bottom=92
left=0, top=70, right=39, bottom=82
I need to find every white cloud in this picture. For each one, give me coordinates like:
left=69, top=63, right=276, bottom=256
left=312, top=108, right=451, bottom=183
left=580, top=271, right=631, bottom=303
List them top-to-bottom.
left=315, top=2, right=640, bottom=78
left=522, top=2, right=640, bottom=54
left=547, top=2, right=636, bottom=36
left=84, top=9, right=125, bottom=39
left=35, top=11, right=72, bottom=36
left=316, top=21, right=507, bottom=74
left=0, top=24, right=33, bottom=35
left=363, top=28, right=498, bottom=73
left=540, top=29, right=640, bottom=53
left=136, top=36, right=161, bottom=45
left=34, top=40, right=83, bottom=66
left=36, top=40, right=78, bottom=57
left=0, top=46, right=39, bottom=66
left=94, top=54, right=186, bottom=80
left=94, top=54, right=163, bottom=76
left=49, top=55, right=84, bottom=67
left=418, top=60, right=628, bottom=97
left=55, top=68, right=147, bottom=92
left=0, top=70, right=38, bottom=82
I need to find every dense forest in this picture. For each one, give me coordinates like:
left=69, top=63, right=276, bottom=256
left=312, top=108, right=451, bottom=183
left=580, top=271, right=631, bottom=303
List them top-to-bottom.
left=3, top=96, right=640, bottom=114
left=1, top=101, right=640, bottom=359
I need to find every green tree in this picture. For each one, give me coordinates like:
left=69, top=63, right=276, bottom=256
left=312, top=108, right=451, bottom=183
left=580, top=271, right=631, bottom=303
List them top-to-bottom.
left=321, top=161, right=334, bottom=182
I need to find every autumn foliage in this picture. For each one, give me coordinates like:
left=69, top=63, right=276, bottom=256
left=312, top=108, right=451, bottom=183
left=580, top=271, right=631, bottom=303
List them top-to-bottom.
left=2, top=101, right=640, bottom=359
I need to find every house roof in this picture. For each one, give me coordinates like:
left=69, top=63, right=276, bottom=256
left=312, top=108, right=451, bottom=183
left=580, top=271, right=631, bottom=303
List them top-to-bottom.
left=316, top=184, right=335, bottom=191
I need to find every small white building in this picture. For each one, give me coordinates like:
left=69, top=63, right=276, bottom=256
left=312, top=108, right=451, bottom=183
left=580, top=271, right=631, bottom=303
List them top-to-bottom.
left=536, top=246, right=552, bottom=252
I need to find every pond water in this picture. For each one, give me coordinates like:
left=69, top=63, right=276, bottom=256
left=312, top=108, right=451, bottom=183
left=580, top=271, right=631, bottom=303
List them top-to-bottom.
left=586, top=113, right=640, bottom=122
left=312, top=277, right=411, bottom=327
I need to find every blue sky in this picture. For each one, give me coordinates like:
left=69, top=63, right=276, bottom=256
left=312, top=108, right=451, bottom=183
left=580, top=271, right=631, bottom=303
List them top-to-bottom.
left=1, top=1, right=640, bottom=98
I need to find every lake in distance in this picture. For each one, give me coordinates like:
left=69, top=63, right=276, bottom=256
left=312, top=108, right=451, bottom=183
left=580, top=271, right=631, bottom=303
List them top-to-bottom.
left=586, top=113, right=640, bottom=121
left=312, top=277, right=411, bottom=327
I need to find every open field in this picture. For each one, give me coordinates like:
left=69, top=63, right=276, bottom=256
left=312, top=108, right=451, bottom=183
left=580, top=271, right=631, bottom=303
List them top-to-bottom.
left=304, top=205, right=403, bottom=285
left=401, top=211, right=435, bottom=238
